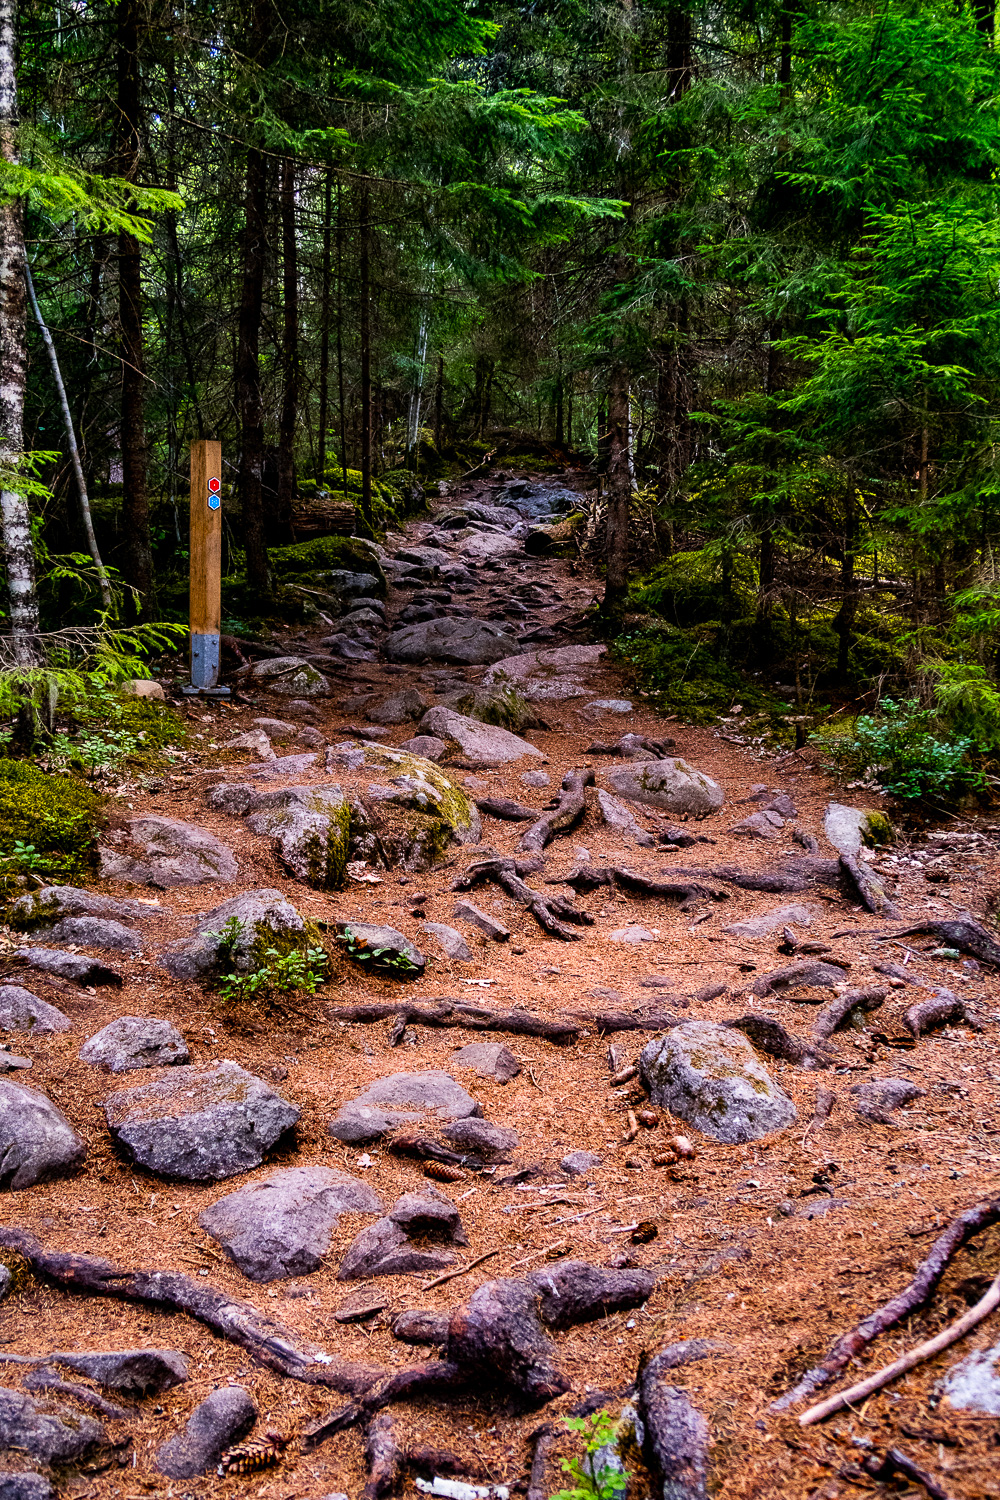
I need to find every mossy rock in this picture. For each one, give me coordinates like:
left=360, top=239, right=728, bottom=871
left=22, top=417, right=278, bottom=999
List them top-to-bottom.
left=270, top=536, right=387, bottom=597
left=436, top=685, right=539, bottom=734
left=328, top=741, right=482, bottom=872
left=0, top=760, right=103, bottom=886
left=245, top=784, right=351, bottom=889
left=861, top=810, right=894, bottom=847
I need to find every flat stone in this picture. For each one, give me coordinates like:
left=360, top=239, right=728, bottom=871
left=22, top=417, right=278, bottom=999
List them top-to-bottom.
left=459, top=530, right=522, bottom=561
left=387, top=618, right=518, bottom=665
left=483, top=644, right=606, bottom=701
left=237, top=656, right=331, bottom=697
left=368, top=689, right=428, bottom=725
left=586, top=699, right=633, bottom=714
left=419, top=707, right=544, bottom=767
left=252, top=717, right=296, bottom=739
left=296, top=726, right=325, bottom=748
left=223, top=729, right=275, bottom=760
left=399, top=735, right=446, bottom=761
left=248, top=752, right=319, bottom=780
left=600, top=759, right=725, bottom=819
left=520, top=769, right=550, bottom=788
left=244, top=784, right=350, bottom=887
left=597, top=790, right=656, bottom=848
left=824, top=803, right=887, bottom=857
left=729, top=811, right=782, bottom=839
left=99, top=815, right=238, bottom=888
left=8, top=885, right=155, bottom=929
left=161, top=889, right=307, bottom=980
left=453, top=900, right=510, bottom=942
left=722, top=904, right=820, bottom=940
left=34, top=915, right=140, bottom=952
left=334, top=921, right=425, bottom=979
left=423, top=922, right=473, bottom=961
left=611, top=925, right=656, bottom=944
left=13, top=948, right=122, bottom=986
left=0, top=985, right=70, bottom=1034
left=80, top=1017, right=189, bottom=1073
left=640, top=1021, right=798, bottom=1143
left=449, top=1042, right=520, bottom=1084
left=0, top=1054, right=31, bottom=1074
left=104, top=1061, right=300, bottom=1181
left=329, top=1070, right=481, bottom=1144
left=850, top=1077, right=924, bottom=1123
left=0, top=1078, right=84, bottom=1189
left=441, top=1117, right=519, bottom=1158
left=562, top=1150, right=601, bottom=1175
left=199, top=1166, right=384, bottom=1283
left=389, top=1186, right=467, bottom=1243
left=337, top=1217, right=456, bottom=1280
left=940, top=1340, right=1000, bottom=1414
left=50, top=1349, right=188, bottom=1395
left=155, top=1386, right=257, bottom=1478
left=0, top=1388, right=104, bottom=1464
left=0, top=1475, right=54, bottom=1500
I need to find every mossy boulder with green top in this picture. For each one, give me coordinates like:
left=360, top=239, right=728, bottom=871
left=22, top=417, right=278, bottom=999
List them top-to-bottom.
left=326, top=740, right=482, bottom=872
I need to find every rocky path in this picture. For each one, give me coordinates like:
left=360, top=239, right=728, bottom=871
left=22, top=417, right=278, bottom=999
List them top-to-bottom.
left=1, top=470, right=1000, bottom=1500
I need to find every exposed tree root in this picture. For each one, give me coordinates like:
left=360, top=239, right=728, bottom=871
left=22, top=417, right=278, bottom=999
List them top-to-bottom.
left=585, top=734, right=675, bottom=758
left=520, top=768, right=593, bottom=854
left=476, top=797, right=538, bottom=822
left=839, top=852, right=901, bottom=918
left=452, top=857, right=593, bottom=940
left=670, top=858, right=842, bottom=894
left=560, top=863, right=728, bottom=908
left=879, top=915, right=1000, bottom=968
left=811, top=987, right=886, bottom=1043
left=905, top=990, right=983, bottom=1038
left=328, top=997, right=582, bottom=1043
left=725, top=1015, right=832, bottom=1069
left=772, top=1194, right=1000, bottom=1411
left=362, top=1413, right=405, bottom=1500
left=526, top=1422, right=558, bottom=1500
left=857, top=1447, right=959, bottom=1500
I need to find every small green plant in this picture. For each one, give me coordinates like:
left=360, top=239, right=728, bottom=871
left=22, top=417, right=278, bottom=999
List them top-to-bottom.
left=817, top=697, right=982, bottom=801
left=47, top=727, right=139, bottom=775
left=339, top=925, right=420, bottom=975
left=216, top=930, right=329, bottom=1003
left=549, top=1411, right=630, bottom=1500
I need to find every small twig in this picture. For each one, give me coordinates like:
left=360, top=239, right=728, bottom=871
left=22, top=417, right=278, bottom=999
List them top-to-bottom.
left=527, top=1068, right=543, bottom=1091
left=418, top=1249, right=500, bottom=1292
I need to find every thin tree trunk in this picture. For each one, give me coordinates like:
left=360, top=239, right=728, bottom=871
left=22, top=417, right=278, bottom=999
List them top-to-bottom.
left=0, top=0, right=39, bottom=664
left=116, top=0, right=153, bottom=618
left=236, top=141, right=269, bottom=591
left=276, top=154, right=298, bottom=542
left=316, top=170, right=331, bottom=487
left=335, top=180, right=347, bottom=501
left=357, top=183, right=374, bottom=538
left=24, top=262, right=111, bottom=610
left=433, top=353, right=444, bottom=453
left=601, top=362, right=631, bottom=627
left=554, top=363, right=564, bottom=447
left=834, top=486, right=857, bottom=680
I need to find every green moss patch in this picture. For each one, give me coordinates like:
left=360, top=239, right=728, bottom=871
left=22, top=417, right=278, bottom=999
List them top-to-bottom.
left=270, top=536, right=387, bottom=596
left=0, top=760, right=103, bottom=886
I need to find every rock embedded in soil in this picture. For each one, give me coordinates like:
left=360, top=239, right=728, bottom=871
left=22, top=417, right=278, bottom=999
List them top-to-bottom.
left=387, top=617, right=518, bottom=665
left=483, top=643, right=606, bottom=701
left=236, top=656, right=331, bottom=697
left=367, top=688, right=428, bottom=724
left=586, top=699, right=633, bottom=714
left=419, top=707, right=545, bottom=768
left=222, top=728, right=275, bottom=759
left=400, top=734, right=447, bottom=761
left=325, top=740, right=482, bottom=869
left=600, top=758, right=725, bottom=818
left=520, top=769, right=550, bottom=788
left=244, top=783, right=350, bottom=886
left=597, top=789, right=656, bottom=848
left=823, top=802, right=889, bottom=856
left=728, top=810, right=782, bottom=839
left=99, top=814, right=238, bottom=888
left=7, top=884, right=154, bottom=929
left=161, top=889, right=308, bottom=980
left=453, top=899, right=510, bottom=941
left=722, top=903, right=820, bottom=940
left=33, top=915, right=140, bottom=952
left=334, top=921, right=426, bottom=979
left=422, top=922, right=473, bottom=961
left=611, top=925, right=656, bottom=943
left=13, top=948, right=122, bottom=987
left=751, top=960, right=845, bottom=996
left=0, top=985, right=69, bottom=1034
left=80, top=1016, right=189, bottom=1073
left=640, top=1021, right=798, bottom=1144
left=449, top=1041, right=521, bottom=1083
left=103, top=1060, right=300, bottom=1180
left=329, top=1070, right=482, bottom=1144
left=0, top=1077, right=85, bottom=1188
left=850, top=1077, right=925, bottom=1123
left=440, top=1117, right=518, bottom=1157
left=561, top=1149, right=601, bottom=1175
left=198, top=1165, right=384, bottom=1283
left=388, top=1186, right=468, bottom=1243
left=337, top=1217, right=456, bottom=1279
left=527, top=1261, right=656, bottom=1329
left=445, top=1277, right=569, bottom=1404
left=940, top=1340, right=1000, bottom=1414
left=50, top=1349, right=188, bottom=1395
left=155, top=1386, right=257, bottom=1479
left=0, top=1388, right=105, bottom=1464
left=0, top=1474, right=54, bottom=1500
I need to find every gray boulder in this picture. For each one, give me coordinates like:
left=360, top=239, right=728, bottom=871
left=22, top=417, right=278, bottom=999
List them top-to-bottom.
left=387, top=618, right=518, bottom=665
left=484, top=644, right=606, bottom=702
left=236, top=656, right=331, bottom=697
left=368, top=688, right=428, bottom=725
left=419, top=707, right=544, bottom=767
left=222, top=728, right=275, bottom=760
left=399, top=734, right=447, bottom=761
left=324, top=740, right=481, bottom=870
left=249, top=751, right=318, bottom=780
left=600, top=759, right=724, bottom=818
left=244, top=784, right=350, bottom=887
left=597, top=790, right=656, bottom=848
left=824, top=802, right=890, bottom=857
left=729, top=811, right=782, bottom=839
left=99, top=815, right=238, bottom=887
left=7, top=885, right=154, bottom=930
left=161, top=889, right=308, bottom=980
left=722, top=903, right=820, bottom=940
left=34, top=915, right=140, bottom=952
left=335, top=921, right=425, bottom=979
left=422, top=922, right=472, bottom=961
left=610, top=925, right=655, bottom=944
left=13, top=948, right=122, bottom=986
left=0, top=985, right=69, bottom=1035
left=80, top=1017, right=189, bottom=1073
left=640, top=1021, right=797, bottom=1143
left=449, top=1042, right=520, bottom=1083
left=0, top=1055, right=31, bottom=1076
left=104, top=1061, right=300, bottom=1181
left=329, top=1070, right=481, bottom=1144
left=850, top=1077, right=924, bottom=1124
left=0, top=1078, right=85, bottom=1187
left=440, top=1117, right=518, bottom=1158
left=562, top=1150, right=601, bottom=1175
left=199, top=1166, right=384, bottom=1283
left=389, top=1186, right=467, bottom=1244
left=337, top=1218, right=455, bottom=1280
left=50, top=1349, right=188, bottom=1395
left=155, top=1386, right=257, bottom=1478
left=0, top=1388, right=104, bottom=1464
left=0, top=1475, right=54, bottom=1500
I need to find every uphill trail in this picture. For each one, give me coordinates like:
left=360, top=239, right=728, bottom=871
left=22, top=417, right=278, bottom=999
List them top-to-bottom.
left=1, top=467, right=999, bottom=1500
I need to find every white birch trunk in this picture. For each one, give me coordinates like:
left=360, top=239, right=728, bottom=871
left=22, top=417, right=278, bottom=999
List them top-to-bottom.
left=0, top=0, right=39, bottom=664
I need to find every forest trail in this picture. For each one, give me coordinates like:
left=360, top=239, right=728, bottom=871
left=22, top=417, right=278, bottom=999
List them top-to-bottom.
left=2, top=470, right=1000, bottom=1500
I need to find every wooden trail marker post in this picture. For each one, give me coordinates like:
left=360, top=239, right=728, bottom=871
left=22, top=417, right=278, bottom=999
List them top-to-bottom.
left=184, top=438, right=229, bottom=696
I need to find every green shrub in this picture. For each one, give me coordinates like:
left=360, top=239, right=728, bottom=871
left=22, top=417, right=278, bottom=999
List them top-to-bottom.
left=270, top=536, right=387, bottom=595
left=631, top=548, right=756, bottom=627
left=613, top=625, right=779, bottom=723
left=926, top=660, right=1000, bottom=753
left=817, top=697, right=981, bottom=801
left=0, top=760, right=102, bottom=884
left=550, top=1410, right=630, bottom=1500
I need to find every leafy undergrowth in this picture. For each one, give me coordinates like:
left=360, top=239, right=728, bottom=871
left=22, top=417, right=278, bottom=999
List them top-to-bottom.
left=0, top=759, right=103, bottom=891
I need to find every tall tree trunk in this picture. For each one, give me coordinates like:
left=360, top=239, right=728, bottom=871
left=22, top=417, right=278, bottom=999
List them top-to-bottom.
left=0, top=0, right=38, bottom=664
left=116, top=0, right=153, bottom=617
left=236, top=139, right=269, bottom=591
left=276, top=154, right=298, bottom=542
left=316, top=170, right=331, bottom=487
left=335, top=181, right=347, bottom=500
left=357, top=183, right=374, bottom=538
left=433, top=353, right=444, bottom=453
left=601, top=362, right=631, bottom=627
left=554, top=363, right=564, bottom=447
left=834, top=486, right=857, bottom=680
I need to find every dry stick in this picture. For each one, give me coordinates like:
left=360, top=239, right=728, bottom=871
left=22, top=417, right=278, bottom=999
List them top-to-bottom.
left=520, top=768, right=593, bottom=854
left=772, top=1195, right=1000, bottom=1411
left=419, top=1248, right=501, bottom=1292
left=799, top=1270, right=1000, bottom=1427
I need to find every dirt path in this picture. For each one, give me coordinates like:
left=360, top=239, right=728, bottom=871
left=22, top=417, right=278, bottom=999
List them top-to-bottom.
left=1, top=470, right=999, bottom=1500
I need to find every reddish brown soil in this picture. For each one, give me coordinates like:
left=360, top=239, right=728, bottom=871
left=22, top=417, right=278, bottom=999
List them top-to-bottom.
left=1, top=473, right=999, bottom=1500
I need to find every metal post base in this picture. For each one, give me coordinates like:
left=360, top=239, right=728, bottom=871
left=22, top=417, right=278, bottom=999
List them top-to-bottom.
left=181, top=684, right=231, bottom=697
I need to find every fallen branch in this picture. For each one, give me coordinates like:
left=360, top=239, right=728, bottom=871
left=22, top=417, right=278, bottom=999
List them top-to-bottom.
left=520, top=768, right=593, bottom=854
left=452, top=858, right=593, bottom=941
left=879, top=915, right=1000, bottom=969
left=811, top=987, right=886, bottom=1044
left=328, top=997, right=582, bottom=1043
left=772, top=1194, right=1000, bottom=1410
left=0, top=1227, right=385, bottom=1397
left=420, top=1248, right=501, bottom=1291
left=799, top=1269, right=1000, bottom=1427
